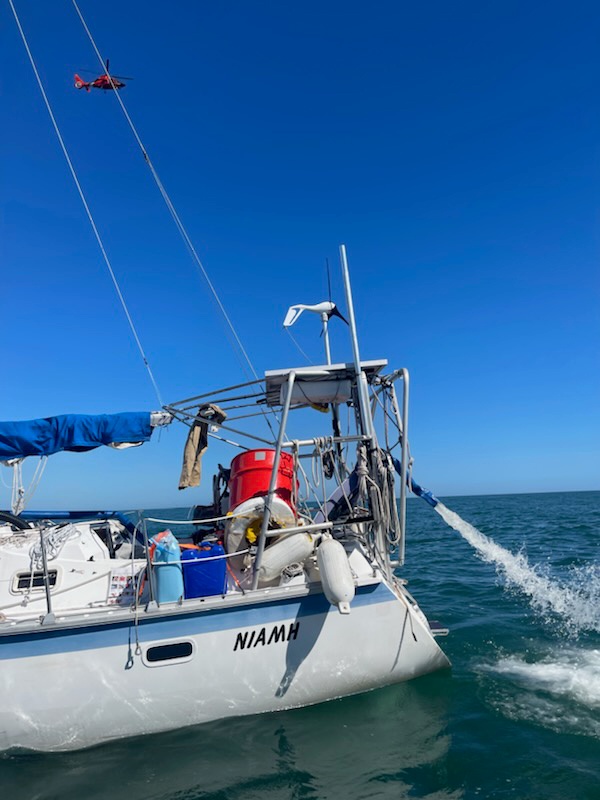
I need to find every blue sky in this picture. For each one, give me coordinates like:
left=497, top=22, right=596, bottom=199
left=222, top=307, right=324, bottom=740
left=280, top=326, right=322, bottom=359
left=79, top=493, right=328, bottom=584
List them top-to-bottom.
left=1, top=0, right=599, bottom=509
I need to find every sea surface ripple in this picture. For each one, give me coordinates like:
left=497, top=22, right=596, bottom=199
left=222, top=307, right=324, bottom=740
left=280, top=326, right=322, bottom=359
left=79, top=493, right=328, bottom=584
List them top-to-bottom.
left=1, top=491, right=598, bottom=799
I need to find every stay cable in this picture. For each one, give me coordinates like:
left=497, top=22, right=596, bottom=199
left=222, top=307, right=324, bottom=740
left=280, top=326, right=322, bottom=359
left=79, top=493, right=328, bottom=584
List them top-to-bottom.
left=8, top=0, right=164, bottom=407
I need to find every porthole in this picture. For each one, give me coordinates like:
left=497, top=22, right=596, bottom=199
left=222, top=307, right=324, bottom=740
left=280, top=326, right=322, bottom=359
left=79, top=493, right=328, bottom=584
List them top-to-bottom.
left=13, top=570, right=58, bottom=593
left=145, top=641, right=194, bottom=664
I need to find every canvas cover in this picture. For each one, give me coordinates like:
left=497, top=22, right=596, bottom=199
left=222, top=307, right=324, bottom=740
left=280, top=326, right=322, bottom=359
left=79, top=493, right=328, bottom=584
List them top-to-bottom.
left=0, top=412, right=153, bottom=460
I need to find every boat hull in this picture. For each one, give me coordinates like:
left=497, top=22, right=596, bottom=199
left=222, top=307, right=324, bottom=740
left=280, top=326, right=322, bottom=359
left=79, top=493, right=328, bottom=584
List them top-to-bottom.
left=0, top=581, right=449, bottom=751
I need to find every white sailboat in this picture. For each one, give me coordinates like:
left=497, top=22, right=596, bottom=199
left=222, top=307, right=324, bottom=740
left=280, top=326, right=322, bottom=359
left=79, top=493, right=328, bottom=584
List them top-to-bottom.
left=2, top=2, right=450, bottom=754
left=0, top=246, right=450, bottom=752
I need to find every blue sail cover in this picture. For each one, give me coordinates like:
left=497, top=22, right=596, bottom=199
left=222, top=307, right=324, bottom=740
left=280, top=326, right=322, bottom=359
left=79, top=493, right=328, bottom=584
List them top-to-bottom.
left=0, top=413, right=153, bottom=460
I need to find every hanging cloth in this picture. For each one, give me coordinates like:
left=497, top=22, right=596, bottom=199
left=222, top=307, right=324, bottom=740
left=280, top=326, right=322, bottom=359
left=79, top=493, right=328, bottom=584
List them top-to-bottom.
left=178, top=404, right=227, bottom=490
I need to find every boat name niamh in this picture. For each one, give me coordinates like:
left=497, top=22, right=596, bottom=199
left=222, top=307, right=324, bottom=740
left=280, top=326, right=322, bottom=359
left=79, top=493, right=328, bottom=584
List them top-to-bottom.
left=234, top=622, right=300, bottom=651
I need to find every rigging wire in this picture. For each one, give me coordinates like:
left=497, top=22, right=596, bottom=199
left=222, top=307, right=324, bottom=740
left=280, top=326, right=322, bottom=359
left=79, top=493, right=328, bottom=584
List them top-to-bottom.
left=8, top=0, right=163, bottom=407
left=71, top=0, right=279, bottom=437
left=71, top=3, right=259, bottom=383
left=285, top=327, right=314, bottom=365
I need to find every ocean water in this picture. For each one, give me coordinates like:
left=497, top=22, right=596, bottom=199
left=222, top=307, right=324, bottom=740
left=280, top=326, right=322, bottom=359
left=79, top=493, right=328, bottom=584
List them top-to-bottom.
left=1, top=491, right=599, bottom=799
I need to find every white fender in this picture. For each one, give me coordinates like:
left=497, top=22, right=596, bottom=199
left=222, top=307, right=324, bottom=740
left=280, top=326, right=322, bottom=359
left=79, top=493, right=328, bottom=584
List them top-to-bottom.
left=257, top=533, right=314, bottom=586
left=317, top=535, right=355, bottom=614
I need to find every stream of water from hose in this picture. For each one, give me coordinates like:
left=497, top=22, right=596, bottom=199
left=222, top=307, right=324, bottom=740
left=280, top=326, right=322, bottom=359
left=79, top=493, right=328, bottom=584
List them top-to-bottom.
left=434, top=501, right=600, bottom=635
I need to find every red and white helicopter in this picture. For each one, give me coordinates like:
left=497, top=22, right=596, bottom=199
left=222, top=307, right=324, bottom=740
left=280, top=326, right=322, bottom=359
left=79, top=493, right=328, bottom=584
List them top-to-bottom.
left=74, top=59, right=132, bottom=92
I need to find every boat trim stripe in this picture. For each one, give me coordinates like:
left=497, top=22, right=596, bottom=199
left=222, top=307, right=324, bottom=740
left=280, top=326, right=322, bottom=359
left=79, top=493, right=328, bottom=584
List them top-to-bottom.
left=0, top=582, right=392, bottom=659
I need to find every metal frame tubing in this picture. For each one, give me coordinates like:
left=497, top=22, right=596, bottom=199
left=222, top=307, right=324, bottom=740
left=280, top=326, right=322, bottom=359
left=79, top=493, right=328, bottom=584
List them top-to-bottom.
left=339, top=245, right=375, bottom=442
left=339, top=245, right=393, bottom=580
left=321, top=311, right=332, bottom=365
left=252, top=371, right=296, bottom=590
left=390, top=371, right=409, bottom=566
left=281, top=434, right=368, bottom=449
left=141, top=516, right=158, bottom=609
left=39, top=528, right=55, bottom=625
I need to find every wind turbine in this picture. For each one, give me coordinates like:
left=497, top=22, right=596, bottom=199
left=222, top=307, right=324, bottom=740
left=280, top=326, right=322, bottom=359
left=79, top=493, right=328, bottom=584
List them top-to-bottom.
left=283, top=301, right=348, bottom=365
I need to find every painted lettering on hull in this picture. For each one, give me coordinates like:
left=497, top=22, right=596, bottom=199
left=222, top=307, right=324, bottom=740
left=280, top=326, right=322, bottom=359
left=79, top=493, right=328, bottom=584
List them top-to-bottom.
left=234, top=622, right=299, bottom=651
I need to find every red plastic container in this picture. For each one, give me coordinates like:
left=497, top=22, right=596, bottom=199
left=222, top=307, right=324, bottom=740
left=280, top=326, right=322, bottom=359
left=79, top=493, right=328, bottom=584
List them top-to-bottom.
left=229, top=449, right=296, bottom=511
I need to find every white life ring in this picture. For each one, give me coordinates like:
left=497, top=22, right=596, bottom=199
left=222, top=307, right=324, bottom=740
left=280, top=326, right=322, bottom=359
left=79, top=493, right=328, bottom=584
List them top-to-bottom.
left=225, top=495, right=296, bottom=558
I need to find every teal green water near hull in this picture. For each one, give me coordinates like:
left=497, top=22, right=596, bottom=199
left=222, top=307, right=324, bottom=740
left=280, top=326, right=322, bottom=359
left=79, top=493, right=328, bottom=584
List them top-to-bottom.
left=1, top=491, right=599, bottom=799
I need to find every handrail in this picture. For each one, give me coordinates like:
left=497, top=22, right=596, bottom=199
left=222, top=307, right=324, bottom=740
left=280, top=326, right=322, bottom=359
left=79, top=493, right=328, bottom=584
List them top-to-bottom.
left=252, top=371, right=296, bottom=590
left=281, top=434, right=369, bottom=449
left=144, top=507, right=251, bottom=526
left=151, top=549, right=249, bottom=566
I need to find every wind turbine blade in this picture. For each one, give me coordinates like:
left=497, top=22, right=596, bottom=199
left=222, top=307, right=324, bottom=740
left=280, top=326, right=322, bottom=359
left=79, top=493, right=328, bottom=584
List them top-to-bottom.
left=329, top=305, right=349, bottom=325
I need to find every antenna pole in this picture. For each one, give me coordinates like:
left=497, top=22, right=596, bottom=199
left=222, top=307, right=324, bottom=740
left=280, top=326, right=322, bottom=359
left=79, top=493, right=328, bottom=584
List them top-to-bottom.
left=339, top=245, right=374, bottom=441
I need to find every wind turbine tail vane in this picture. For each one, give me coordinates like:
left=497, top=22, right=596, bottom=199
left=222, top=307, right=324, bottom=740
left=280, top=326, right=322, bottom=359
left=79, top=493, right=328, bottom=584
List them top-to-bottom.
left=283, top=301, right=333, bottom=328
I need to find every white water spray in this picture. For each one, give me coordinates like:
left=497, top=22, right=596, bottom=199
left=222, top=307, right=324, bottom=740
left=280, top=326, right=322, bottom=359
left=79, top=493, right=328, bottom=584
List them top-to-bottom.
left=435, top=503, right=600, bottom=634
left=480, top=648, right=600, bottom=737
left=491, top=648, right=600, bottom=708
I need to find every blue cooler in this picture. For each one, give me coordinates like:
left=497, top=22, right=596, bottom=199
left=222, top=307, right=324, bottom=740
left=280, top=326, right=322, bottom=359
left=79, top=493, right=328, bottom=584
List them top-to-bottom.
left=181, top=542, right=227, bottom=598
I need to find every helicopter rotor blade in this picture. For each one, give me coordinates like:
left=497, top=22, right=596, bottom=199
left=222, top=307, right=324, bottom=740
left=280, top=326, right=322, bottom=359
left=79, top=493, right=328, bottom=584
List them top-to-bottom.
left=76, top=64, right=133, bottom=80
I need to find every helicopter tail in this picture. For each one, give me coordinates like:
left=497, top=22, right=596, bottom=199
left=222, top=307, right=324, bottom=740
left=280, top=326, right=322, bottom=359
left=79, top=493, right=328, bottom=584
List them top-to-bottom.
left=74, top=74, right=90, bottom=91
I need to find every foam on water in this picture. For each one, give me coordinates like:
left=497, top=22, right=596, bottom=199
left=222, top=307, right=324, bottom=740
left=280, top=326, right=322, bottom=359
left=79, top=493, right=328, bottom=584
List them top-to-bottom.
left=435, top=502, right=600, bottom=634
left=481, top=648, right=600, bottom=737
left=490, top=648, right=600, bottom=708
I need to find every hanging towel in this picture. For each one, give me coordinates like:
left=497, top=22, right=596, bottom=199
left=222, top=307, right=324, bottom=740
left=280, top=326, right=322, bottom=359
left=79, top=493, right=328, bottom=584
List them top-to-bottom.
left=178, top=404, right=227, bottom=489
